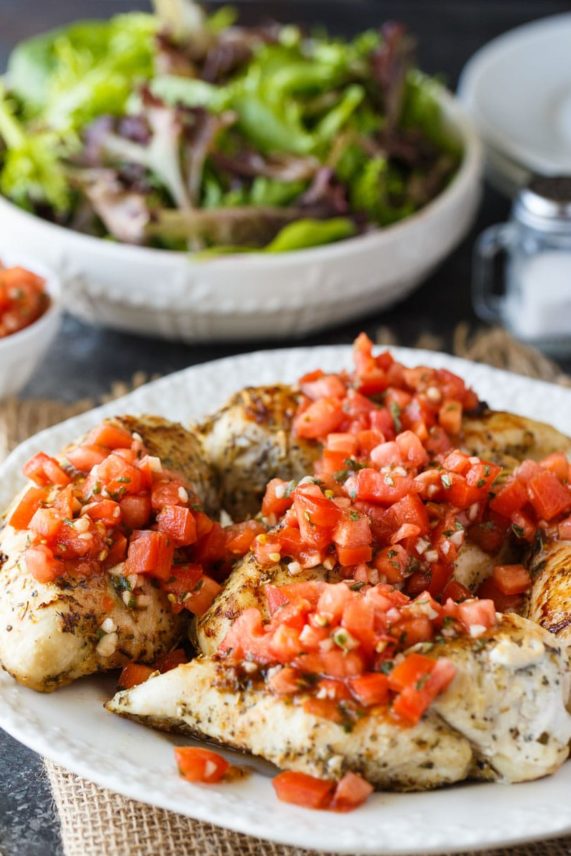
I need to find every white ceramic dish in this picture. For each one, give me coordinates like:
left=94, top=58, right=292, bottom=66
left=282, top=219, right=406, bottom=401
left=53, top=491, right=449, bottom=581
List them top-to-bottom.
left=459, top=14, right=571, bottom=185
left=0, top=89, right=482, bottom=343
left=0, top=258, right=61, bottom=399
left=1, top=345, right=571, bottom=855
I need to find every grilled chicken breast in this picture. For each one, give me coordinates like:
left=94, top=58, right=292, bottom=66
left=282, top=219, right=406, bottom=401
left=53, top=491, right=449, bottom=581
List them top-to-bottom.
left=197, top=385, right=319, bottom=521
left=462, top=410, right=571, bottom=465
left=0, top=415, right=216, bottom=692
left=527, top=540, right=571, bottom=641
left=109, top=613, right=571, bottom=789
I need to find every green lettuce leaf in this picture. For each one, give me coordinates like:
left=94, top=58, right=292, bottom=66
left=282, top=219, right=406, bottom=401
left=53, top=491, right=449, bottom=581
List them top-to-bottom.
left=0, top=87, right=71, bottom=212
left=265, top=217, right=356, bottom=252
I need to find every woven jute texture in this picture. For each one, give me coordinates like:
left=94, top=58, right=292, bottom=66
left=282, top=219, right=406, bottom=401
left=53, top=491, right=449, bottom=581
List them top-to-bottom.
left=3, top=325, right=571, bottom=856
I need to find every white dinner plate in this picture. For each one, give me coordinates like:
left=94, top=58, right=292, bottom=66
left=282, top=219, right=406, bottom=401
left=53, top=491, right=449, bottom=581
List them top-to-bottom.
left=458, top=13, right=571, bottom=182
left=2, top=346, right=571, bottom=855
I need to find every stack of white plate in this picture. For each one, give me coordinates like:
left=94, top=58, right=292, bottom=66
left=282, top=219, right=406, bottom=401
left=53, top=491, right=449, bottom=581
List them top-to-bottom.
left=458, top=14, right=571, bottom=196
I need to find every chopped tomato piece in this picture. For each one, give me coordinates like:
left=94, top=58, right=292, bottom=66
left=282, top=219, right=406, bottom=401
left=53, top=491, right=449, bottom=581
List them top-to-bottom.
left=300, top=372, right=346, bottom=401
left=294, top=397, right=344, bottom=439
left=438, top=400, right=462, bottom=435
left=87, top=422, right=133, bottom=450
left=395, top=430, right=429, bottom=468
left=65, top=443, right=109, bottom=472
left=23, top=452, right=71, bottom=487
left=540, top=452, right=570, bottom=481
left=96, top=453, right=143, bottom=497
left=346, top=468, right=413, bottom=505
left=527, top=470, right=571, bottom=521
left=150, top=478, right=185, bottom=510
left=489, top=478, right=527, bottom=517
left=262, top=479, right=294, bottom=518
left=8, top=486, right=48, bottom=530
left=118, top=494, right=152, bottom=530
left=84, top=499, right=121, bottom=527
left=157, top=505, right=197, bottom=546
left=29, top=507, right=63, bottom=540
left=468, top=517, right=509, bottom=554
left=225, top=520, right=265, bottom=555
left=193, top=522, right=227, bottom=566
left=105, top=530, right=128, bottom=568
left=125, top=530, right=174, bottom=580
left=24, top=544, right=65, bottom=583
left=337, top=544, right=372, bottom=566
left=373, top=545, right=409, bottom=584
left=161, top=564, right=203, bottom=612
left=491, top=564, right=532, bottom=596
left=183, top=574, right=221, bottom=616
left=477, top=577, right=522, bottom=613
left=441, top=579, right=471, bottom=602
left=456, top=598, right=496, bottom=632
left=219, top=608, right=270, bottom=662
left=393, top=616, right=434, bottom=648
left=154, top=648, right=188, bottom=673
left=295, top=650, right=364, bottom=679
left=387, top=652, right=435, bottom=693
left=391, top=657, right=455, bottom=725
left=118, top=663, right=154, bottom=689
left=267, top=666, right=301, bottom=695
left=349, top=673, right=389, bottom=707
left=303, top=696, right=345, bottom=723
left=175, top=747, right=230, bottom=784
left=273, top=771, right=335, bottom=810
left=330, top=772, right=373, bottom=812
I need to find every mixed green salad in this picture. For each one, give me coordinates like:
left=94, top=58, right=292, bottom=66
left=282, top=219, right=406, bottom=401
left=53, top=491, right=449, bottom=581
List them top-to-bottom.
left=0, top=0, right=462, bottom=253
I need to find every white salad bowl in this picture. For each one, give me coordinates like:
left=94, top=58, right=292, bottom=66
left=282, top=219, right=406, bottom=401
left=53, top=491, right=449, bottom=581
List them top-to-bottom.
left=0, top=88, right=482, bottom=343
left=0, top=259, right=61, bottom=398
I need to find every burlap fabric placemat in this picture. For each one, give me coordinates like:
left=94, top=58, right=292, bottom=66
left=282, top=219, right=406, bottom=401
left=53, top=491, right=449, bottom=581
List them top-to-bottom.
left=3, top=325, right=571, bottom=856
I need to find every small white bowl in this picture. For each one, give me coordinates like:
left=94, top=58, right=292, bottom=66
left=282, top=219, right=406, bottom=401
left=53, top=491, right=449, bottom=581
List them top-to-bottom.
left=0, top=87, right=482, bottom=343
left=0, top=259, right=61, bottom=398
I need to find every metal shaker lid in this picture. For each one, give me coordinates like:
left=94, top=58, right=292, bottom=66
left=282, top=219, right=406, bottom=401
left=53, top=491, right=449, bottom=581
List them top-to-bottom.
left=514, top=176, right=571, bottom=231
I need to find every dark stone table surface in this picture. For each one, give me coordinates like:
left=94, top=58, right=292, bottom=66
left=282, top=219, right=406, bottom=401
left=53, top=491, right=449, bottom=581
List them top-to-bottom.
left=1, top=1, right=571, bottom=853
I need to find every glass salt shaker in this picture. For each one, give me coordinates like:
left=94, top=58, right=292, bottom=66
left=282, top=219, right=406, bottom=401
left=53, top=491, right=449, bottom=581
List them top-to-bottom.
left=473, top=175, right=571, bottom=355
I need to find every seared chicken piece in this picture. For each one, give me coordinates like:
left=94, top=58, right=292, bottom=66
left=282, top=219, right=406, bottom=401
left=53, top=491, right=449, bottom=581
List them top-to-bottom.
left=197, top=385, right=319, bottom=521
left=461, top=410, right=571, bottom=465
left=0, top=415, right=216, bottom=692
left=527, top=540, right=571, bottom=641
left=108, top=613, right=571, bottom=789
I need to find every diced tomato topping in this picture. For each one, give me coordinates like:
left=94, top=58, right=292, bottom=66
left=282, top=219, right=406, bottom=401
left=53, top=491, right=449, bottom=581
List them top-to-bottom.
left=300, top=371, right=347, bottom=401
left=294, top=396, right=345, bottom=440
left=438, top=400, right=462, bottom=435
left=87, top=422, right=133, bottom=450
left=65, top=444, right=109, bottom=472
left=23, top=452, right=71, bottom=487
left=540, top=452, right=570, bottom=481
left=346, top=468, right=413, bottom=505
left=527, top=470, right=571, bottom=521
left=150, top=478, right=185, bottom=510
left=262, top=478, right=294, bottom=518
left=8, top=486, right=48, bottom=530
left=118, top=494, right=152, bottom=530
left=83, top=499, right=121, bottom=527
left=157, top=505, right=197, bottom=546
left=28, top=507, right=63, bottom=540
left=225, top=520, right=266, bottom=555
left=105, top=530, right=128, bottom=568
left=125, top=530, right=174, bottom=580
left=24, top=544, right=65, bottom=583
left=373, top=545, right=409, bottom=584
left=161, top=564, right=204, bottom=612
left=491, top=564, right=532, bottom=596
left=182, top=574, right=222, bottom=616
left=477, top=577, right=522, bottom=613
left=455, top=598, right=496, bottom=632
left=154, top=648, right=188, bottom=673
left=387, top=653, right=435, bottom=692
left=118, top=663, right=154, bottom=689
left=267, top=666, right=301, bottom=695
left=349, top=673, right=390, bottom=707
left=175, top=747, right=230, bottom=784
left=273, top=771, right=335, bottom=810
left=330, top=772, right=373, bottom=812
